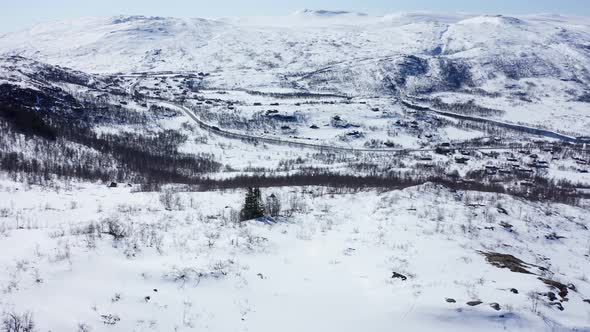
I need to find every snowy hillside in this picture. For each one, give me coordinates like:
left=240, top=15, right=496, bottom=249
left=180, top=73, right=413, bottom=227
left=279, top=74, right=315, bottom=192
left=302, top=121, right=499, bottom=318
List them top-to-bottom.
left=0, top=181, right=589, bottom=331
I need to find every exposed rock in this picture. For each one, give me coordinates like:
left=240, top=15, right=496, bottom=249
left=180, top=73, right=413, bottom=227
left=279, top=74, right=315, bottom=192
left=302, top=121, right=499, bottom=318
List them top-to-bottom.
left=497, top=207, right=509, bottom=215
left=499, top=222, right=513, bottom=231
left=545, top=232, right=566, bottom=240
left=479, top=251, right=533, bottom=274
left=391, top=272, right=407, bottom=281
left=540, top=278, right=569, bottom=299
left=445, top=298, right=456, bottom=303
left=466, top=300, right=483, bottom=306
left=551, top=302, right=564, bottom=311
left=490, top=303, right=501, bottom=311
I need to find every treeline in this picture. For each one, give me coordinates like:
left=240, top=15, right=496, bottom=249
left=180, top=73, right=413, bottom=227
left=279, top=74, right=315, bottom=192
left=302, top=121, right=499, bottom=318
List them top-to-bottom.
left=192, top=171, right=582, bottom=206
left=197, top=172, right=421, bottom=191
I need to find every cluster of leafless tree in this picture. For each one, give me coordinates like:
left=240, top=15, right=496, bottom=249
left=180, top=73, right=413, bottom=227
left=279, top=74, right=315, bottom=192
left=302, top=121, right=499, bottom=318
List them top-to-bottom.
left=0, top=102, right=220, bottom=185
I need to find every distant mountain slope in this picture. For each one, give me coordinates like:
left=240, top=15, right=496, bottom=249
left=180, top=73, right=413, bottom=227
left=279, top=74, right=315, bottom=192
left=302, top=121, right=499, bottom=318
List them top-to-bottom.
left=292, top=9, right=369, bottom=17
left=0, top=13, right=589, bottom=133
left=1, top=13, right=588, bottom=84
left=0, top=55, right=125, bottom=119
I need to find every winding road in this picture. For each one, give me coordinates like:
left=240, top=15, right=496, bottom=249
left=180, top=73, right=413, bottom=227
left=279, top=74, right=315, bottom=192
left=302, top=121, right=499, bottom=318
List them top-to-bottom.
left=129, top=75, right=585, bottom=155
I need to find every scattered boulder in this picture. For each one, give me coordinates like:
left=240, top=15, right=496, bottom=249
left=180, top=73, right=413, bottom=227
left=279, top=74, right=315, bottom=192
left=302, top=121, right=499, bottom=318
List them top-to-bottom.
left=108, top=182, right=118, bottom=188
left=497, top=207, right=509, bottom=215
left=499, top=222, right=513, bottom=232
left=545, top=232, right=566, bottom=240
left=344, top=247, right=356, bottom=256
left=391, top=272, right=407, bottom=281
left=540, top=278, right=569, bottom=299
left=510, top=288, right=519, bottom=294
left=153, top=289, right=158, bottom=292
left=546, top=291, right=557, bottom=301
left=144, top=296, right=151, bottom=302
left=445, top=298, right=456, bottom=303
left=466, top=300, right=483, bottom=306
left=551, top=302, right=564, bottom=311
left=490, top=303, right=501, bottom=311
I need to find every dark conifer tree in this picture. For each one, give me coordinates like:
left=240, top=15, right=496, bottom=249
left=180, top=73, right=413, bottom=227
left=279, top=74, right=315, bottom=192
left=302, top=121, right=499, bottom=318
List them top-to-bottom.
left=240, top=187, right=264, bottom=221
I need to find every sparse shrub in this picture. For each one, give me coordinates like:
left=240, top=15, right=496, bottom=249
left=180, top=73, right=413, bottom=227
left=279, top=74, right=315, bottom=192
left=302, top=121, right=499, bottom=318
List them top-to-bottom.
left=159, top=189, right=183, bottom=211
left=284, top=192, right=308, bottom=217
left=264, top=193, right=281, bottom=217
left=0, top=208, right=11, bottom=218
left=102, top=217, right=128, bottom=240
left=0, top=222, right=9, bottom=238
left=239, top=227, right=268, bottom=250
left=205, top=231, right=220, bottom=248
left=122, top=237, right=140, bottom=258
left=53, top=240, right=72, bottom=262
left=209, top=259, right=233, bottom=278
left=164, top=267, right=203, bottom=287
left=3, top=272, right=19, bottom=294
left=527, top=291, right=541, bottom=314
left=111, top=293, right=122, bottom=303
left=1, top=311, right=36, bottom=332
left=100, top=314, right=120, bottom=326
left=77, top=323, right=92, bottom=332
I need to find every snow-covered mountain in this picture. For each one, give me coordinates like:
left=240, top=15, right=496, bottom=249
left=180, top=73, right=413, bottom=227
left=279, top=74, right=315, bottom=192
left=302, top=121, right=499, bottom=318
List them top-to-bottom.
left=292, top=9, right=369, bottom=17
left=3, top=12, right=588, bottom=133
left=1, top=13, right=589, bottom=88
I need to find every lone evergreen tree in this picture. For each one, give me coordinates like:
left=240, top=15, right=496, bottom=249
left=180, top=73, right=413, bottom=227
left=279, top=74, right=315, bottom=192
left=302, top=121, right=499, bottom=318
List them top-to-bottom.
left=240, top=187, right=264, bottom=221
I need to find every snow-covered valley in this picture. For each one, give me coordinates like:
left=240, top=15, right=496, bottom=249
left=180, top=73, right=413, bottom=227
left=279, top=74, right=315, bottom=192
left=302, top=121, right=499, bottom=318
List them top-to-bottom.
left=0, top=9, right=589, bottom=332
